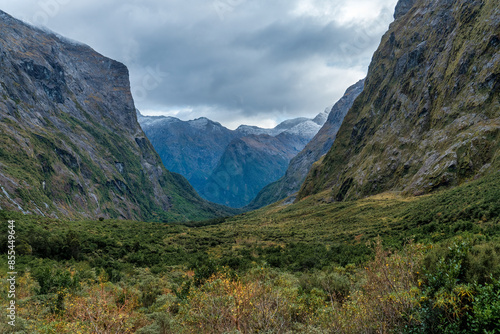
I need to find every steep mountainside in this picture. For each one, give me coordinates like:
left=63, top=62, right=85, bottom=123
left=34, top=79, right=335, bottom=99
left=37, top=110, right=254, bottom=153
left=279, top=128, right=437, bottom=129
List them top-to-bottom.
left=299, top=0, right=500, bottom=202
left=0, top=10, right=231, bottom=221
left=248, top=79, right=364, bottom=209
left=139, top=110, right=328, bottom=207
left=137, top=112, right=238, bottom=193
left=201, top=132, right=307, bottom=208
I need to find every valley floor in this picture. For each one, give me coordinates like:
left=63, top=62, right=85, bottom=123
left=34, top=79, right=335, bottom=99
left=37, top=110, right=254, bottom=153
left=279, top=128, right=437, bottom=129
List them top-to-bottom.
left=1, top=172, right=500, bottom=333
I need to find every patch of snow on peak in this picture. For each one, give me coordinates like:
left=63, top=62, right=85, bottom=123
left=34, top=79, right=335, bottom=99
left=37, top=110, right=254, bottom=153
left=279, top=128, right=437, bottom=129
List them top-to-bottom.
left=313, top=107, right=332, bottom=125
left=138, top=115, right=179, bottom=128
left=189, top=117, right=210, bottom=129
left=274, top=118, right=309, bottom=131
left=283, top=120, right=322, bottom=138
left=236, top=125, right=275, bottom=136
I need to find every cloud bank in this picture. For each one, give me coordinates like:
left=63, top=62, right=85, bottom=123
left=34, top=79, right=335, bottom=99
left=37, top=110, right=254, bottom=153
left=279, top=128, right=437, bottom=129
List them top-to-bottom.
left=0, top=0, right=398, bottom=128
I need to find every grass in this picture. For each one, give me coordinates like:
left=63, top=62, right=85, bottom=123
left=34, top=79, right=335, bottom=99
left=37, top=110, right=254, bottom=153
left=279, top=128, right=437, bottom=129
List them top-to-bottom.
left=0, top=170, right=499, bottom=333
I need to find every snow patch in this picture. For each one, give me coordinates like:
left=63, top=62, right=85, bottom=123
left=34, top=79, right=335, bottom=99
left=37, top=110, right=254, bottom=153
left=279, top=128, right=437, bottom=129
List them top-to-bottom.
left=313, top=107, right=331, bottom=125
left=138, top=115, right=179, bottom=128
left=188, top=117, right=210, bottom=129
left=283, top=120, right=322, bottom=138
left=236, top=125, right=276, bottom=136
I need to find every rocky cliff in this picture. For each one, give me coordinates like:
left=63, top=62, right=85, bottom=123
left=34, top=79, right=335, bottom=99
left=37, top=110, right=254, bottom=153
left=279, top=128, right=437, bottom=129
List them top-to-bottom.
left=298, top=0, right=500, bottom=202
left=0, top=10, right=230, bottom=221
left=248, top=79, right=364, bottom=209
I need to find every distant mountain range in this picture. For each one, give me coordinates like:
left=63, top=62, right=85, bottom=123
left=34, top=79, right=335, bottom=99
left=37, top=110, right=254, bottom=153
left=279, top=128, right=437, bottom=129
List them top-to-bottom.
left=138, top=109, right=329, bottom=207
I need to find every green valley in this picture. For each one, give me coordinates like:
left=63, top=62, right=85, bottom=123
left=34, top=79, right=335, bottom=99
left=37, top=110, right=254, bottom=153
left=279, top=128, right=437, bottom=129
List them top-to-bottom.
left=1, top=0, right=499, bottom=332
left=1, top=170, right=500, bottom=332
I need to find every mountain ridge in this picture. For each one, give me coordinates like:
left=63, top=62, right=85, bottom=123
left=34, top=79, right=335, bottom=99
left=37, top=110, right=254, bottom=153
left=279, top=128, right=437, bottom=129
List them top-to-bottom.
left=139, top=108, right=329, bottom=207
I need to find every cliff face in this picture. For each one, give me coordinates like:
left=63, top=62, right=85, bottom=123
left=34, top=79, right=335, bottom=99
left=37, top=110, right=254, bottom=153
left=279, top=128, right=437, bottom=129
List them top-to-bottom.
left=298, top=0, right=500, bottom=201
left=0, top=10, right=228, bottom=221
left=248, top=79, right=364, bottom=209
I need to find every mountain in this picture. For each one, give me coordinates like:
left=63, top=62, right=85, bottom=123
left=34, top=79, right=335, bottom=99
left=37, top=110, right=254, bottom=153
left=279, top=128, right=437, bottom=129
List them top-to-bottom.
left=298, top=0, right=500, bottom=202
left=0, top=10, right=232, bottom=221
left=248, top=79, right=365, bottom=209
left=139, top=110, right=328, bottom=207
left=137, top=112, right=238, bottom=193
left=236, top=116, right=324, bottom=138
left=200, top=134, right=299, bottom=208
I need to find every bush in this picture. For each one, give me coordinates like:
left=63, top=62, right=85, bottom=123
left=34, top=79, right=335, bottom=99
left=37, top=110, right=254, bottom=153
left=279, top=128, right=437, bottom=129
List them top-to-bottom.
left=406, top=238, right=500, bottom=333
left=33, top=266, right=80, bottom=295
left=468, top=278, right=500, bottom=333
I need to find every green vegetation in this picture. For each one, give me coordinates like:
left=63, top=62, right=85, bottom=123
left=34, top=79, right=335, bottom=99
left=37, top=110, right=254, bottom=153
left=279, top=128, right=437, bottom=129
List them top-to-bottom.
left=0, top=107, right=232, bottom=222
left=0, top=170, right=499, bottom=333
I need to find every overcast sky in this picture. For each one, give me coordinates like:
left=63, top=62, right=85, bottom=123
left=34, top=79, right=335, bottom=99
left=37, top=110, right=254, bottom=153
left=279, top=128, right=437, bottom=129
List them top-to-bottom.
left=0, top=0, right=398, bottom=129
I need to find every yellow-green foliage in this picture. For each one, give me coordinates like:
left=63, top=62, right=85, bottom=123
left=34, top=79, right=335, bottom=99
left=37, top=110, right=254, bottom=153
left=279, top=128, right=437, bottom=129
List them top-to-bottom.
left=1, top=169, right=499, bottom=333
left=1, top=237, right=499, bottom=333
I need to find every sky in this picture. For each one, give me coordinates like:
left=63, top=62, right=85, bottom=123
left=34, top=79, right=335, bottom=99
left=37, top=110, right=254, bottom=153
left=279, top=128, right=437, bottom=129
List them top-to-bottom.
left=0, top=0, right=398, bottom=129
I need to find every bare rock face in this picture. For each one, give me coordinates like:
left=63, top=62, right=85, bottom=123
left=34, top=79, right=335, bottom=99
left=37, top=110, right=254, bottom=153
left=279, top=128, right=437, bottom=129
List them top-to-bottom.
left=299, top=0, right=500, bottom=202
left=394, top=0, right=416, bottom=19
left=0, top=10, right=228, bottom=221
left=247, top=79, right=364, bottom=209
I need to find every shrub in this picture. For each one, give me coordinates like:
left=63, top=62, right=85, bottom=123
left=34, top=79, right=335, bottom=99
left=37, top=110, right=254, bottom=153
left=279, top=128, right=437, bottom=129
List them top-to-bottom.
left=468, top=278, right=500, bottom=333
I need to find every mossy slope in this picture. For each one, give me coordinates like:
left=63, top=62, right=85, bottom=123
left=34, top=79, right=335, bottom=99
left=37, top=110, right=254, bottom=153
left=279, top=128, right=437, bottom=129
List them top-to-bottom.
left=299, top=0, right=500, bottom=201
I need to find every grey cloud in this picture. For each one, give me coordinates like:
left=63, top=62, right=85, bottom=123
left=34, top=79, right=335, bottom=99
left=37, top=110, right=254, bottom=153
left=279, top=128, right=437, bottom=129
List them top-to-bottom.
left=0, top=0, right=398, bottom=127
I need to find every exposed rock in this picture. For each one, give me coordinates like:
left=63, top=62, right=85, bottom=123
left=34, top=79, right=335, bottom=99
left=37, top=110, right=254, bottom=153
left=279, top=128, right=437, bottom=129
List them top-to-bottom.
left=394, top=0, right=417, bottom=20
